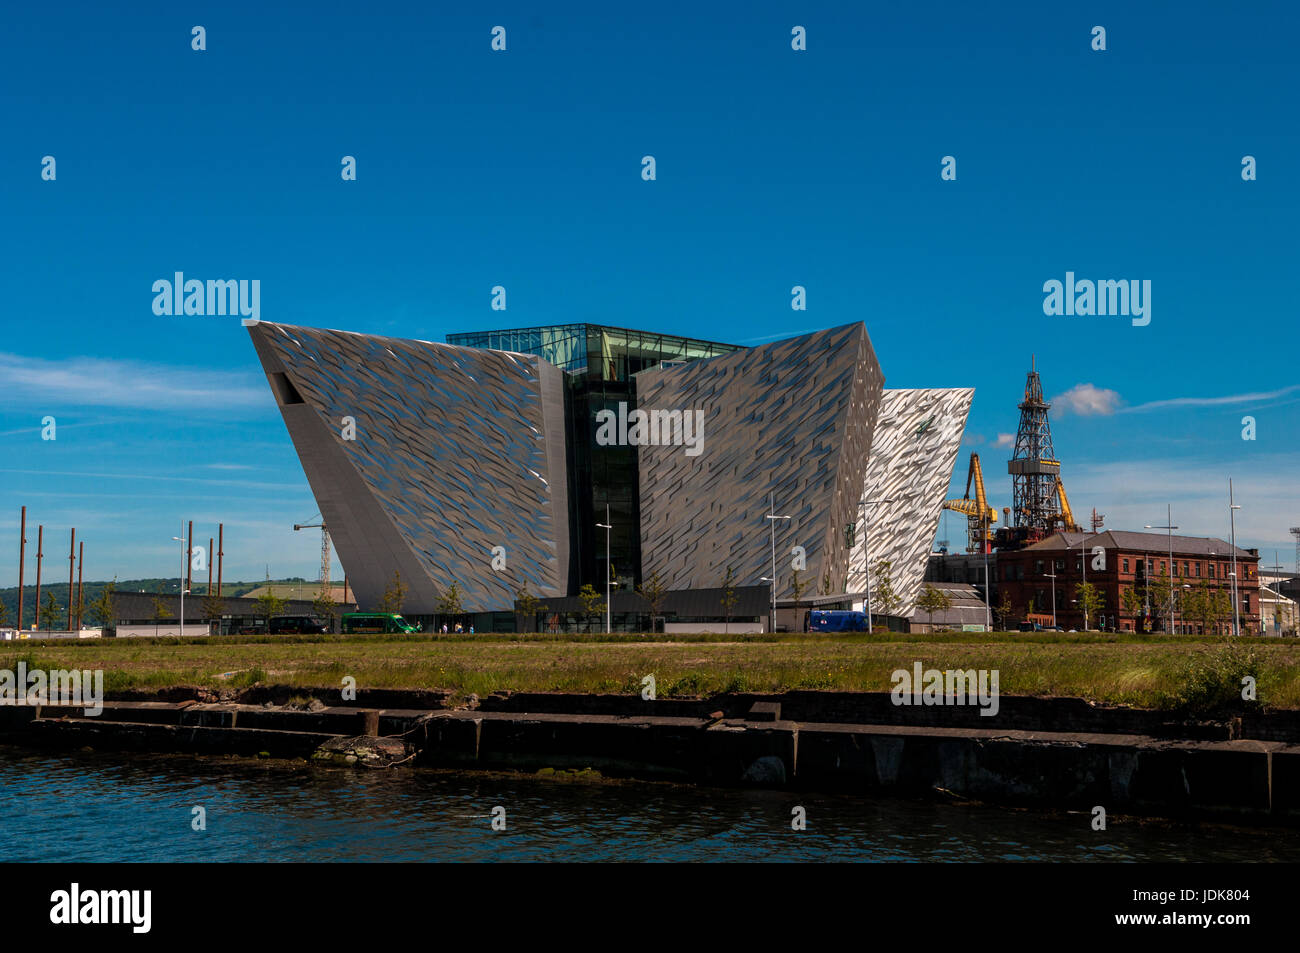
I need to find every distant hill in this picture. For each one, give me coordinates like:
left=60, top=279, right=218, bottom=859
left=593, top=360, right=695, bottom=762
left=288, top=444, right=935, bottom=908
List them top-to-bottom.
left=0, top=577, right=312, bottom=629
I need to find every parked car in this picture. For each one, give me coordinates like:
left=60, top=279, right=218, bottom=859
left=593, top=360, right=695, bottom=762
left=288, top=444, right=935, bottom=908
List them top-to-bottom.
left=341, top=612, right=420, bottom=635
left=268, top=615, right=329, bottom=635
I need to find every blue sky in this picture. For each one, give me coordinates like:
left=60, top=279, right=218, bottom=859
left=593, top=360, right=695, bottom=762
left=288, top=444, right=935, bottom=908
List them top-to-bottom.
left=2, top=0, right=1297, bottom=585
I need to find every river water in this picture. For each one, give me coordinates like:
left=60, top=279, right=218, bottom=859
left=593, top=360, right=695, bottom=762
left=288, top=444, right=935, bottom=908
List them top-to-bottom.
left=3, top=748, right=1297, bottom=862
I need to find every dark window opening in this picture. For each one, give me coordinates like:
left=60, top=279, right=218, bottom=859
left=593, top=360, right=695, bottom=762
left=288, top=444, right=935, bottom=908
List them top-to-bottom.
left=270, top=372, right=305, bottom=405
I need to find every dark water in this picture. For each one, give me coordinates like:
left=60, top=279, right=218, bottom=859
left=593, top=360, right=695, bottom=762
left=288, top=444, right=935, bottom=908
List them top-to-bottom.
left=3, top=748, right=1298, bottom=862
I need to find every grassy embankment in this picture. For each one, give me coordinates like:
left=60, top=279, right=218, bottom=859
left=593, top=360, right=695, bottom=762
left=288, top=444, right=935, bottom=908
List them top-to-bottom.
left=4, top=630, right=1298, bottom=712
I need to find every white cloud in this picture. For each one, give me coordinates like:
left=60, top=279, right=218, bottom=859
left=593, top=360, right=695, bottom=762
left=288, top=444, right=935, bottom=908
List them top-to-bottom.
left=0, top=353, right=266, bottom=411
left=1052, top=383, right=1123, bottom=417
left=1122, top=383, right=1300, bottom=414
left=992, top=433, right=1015, bottom=449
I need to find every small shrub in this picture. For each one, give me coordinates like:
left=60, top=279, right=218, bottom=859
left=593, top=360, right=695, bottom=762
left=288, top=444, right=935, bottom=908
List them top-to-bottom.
left=1163, top=640, right=1267, bottom=716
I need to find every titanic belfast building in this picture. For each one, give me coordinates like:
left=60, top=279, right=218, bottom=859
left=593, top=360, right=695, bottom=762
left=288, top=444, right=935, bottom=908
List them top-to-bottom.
left=248, top=320, right=972, bottom=629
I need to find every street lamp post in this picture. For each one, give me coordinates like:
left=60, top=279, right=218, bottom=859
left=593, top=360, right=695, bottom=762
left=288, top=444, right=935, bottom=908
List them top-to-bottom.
left=1229, top=478, right=1241, bottom=637
left=765, top=491, right=791, bottom=634
left=858, top=497, right=893, bottom=633
left=596, top=504, right=612, bottom=634
left=1145, top=505, right=1178, bottom=634
left=171, top=524, right=187, bottom=637
left=1074, top=530, right=1092, bottom=630
left=1044, top=570, right=1057, bottom=630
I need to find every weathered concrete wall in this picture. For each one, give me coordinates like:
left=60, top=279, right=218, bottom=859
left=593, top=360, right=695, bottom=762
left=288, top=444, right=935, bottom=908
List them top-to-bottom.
left=5, top=692, right=1300, bottom=824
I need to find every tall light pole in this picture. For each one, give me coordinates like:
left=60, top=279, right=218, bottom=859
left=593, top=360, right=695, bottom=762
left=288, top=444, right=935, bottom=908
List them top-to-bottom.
left=1228, top=478, right=1241, bottom=637
left=766, top=491, right=790, bottom=634
left=858, top=497, right=893, bottom=633
left=596, top=504, right=612, bottom=634
left=1145, top=505, right=1178, bottom=634
left=171, top=525, right=187, bottom=637
left=1074, top=529, right=1089, bottom=630
left=1044, top=569, right=1057, bottom=630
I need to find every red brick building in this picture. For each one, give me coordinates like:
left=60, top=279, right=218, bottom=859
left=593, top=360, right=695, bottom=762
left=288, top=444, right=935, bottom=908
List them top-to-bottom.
left=997, top=530, right=1259, bottom=634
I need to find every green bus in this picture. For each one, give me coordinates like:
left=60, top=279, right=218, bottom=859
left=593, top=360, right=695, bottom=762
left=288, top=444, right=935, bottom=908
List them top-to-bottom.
left=341, top=612, right=421, bottom=635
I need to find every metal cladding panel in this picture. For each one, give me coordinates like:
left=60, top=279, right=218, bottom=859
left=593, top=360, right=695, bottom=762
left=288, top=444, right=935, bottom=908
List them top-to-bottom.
left=247, top=322, right=569, bottom=613
left=636, top=323, right=884, bottom=597
left=851, top=388, right=974, bottom=615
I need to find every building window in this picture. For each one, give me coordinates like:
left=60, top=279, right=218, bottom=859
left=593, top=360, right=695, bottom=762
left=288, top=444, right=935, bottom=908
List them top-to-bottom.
left=1122, top=558, right=1129, bottom=573
left=1055, top=559, right=1064, bottom=571
left=1035, top=560, right=1044, bottom=574
left=1183, top=562, right=1190, bottom=577
left=1195, top=562, right=1201, bottom=577
left=1209, top=564, right=1215, bottom=579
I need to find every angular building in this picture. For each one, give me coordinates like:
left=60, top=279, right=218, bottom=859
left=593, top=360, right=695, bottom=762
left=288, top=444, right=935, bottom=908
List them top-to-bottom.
left=249, top=319, right=973, bottom=629
left=248, top=323, right=570, bottom=614
left=636, top=323, right=884, bottom=598
left=849, top=387, right=975, bottom=616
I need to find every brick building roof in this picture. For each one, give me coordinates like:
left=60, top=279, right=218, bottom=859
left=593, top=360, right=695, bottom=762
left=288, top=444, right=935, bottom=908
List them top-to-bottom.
left=1020, top=531, right=1256, bottom=559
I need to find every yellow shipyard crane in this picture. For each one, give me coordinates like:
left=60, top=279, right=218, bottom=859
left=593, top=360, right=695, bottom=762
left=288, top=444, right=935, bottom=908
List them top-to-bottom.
left=943, top=453, right=999, bottom=553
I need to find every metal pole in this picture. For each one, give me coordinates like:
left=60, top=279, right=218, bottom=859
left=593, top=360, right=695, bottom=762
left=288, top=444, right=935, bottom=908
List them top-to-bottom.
left=1229, top=479, right=1241, bottom=637
left=769, top=491, right=777, bottom=634
left=764, top=493, right=792, bottom=633
left=863, top=500, right=873, bottom=633
left=605, top=504, right=611, bottom=634
left=595, top=505, right=612, bottom=634
left=1169, top=505, right=1175, bottom=634
left=17, top=507, right=26, bottom=632
left=1145, top=509, right=1178, bottom=634
left=185, top=520, right=193, bottom=596
left=180, top=522, right=186, bottom=637
left=216, top=523, right=224, bottom=597
left=34, top=525, right=43, bottom=632
left=67, top=527, right=76, bottom=631
left=208, top=537, right=214, bottom=595
left=76, top=541, right=84, bottom=630
left=983, top=545, right=991, bottom=630
left=1045, top=570, right=1057, bottom=629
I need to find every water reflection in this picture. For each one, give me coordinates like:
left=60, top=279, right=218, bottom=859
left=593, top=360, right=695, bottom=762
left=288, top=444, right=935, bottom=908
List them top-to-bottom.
left=1, top=749, right=1295, bottom=863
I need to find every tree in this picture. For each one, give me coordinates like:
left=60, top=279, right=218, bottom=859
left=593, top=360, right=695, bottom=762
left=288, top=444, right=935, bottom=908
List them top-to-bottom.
left=871, top=559, right=902, bottom=619
left=720, top=566, right=739, bottom=634
left=790, top=568, right=810, bottom=632
left=1149, top=570, right=1174, bottom=633
left=378, top=571, right=408, bottom=614
left=636, top=571, right=667, bottom=634
left=819, top=571, right=832, bottom=596
left=435, top=581, right=463, bottom=619
left=1182, top=581, right=1211, bottom=635
left=514, top=582, right=542, bottom=634
left=1075, top=582, right=1105, bottom=630
left=578, top=583, right=605, bottom=633
left=916, top=584, right=952, bottom=631
left=1120, top=585, right=1145, bottom=630
left=311, top=587, right=338, bottom=633
left=1208, top=587, right=1232, bottom=636
left=995, top=589, right=1017, bottom=631
left=253, top=590, right=288, bottom=627
left=39, top=591, right=63, bottom=633
left=200, top=593, right=226, bottom=634
left=150, top=594, right=173, bottom=636
left=0, top=599, right=9, bottom=629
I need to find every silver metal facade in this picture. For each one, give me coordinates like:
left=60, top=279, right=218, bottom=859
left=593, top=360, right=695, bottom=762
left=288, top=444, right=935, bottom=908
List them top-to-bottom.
left=248, top=322, right=569, bottom=613
left=635, top=323, right=885, bottom=599
left=850, top=388, right=974, bottom=616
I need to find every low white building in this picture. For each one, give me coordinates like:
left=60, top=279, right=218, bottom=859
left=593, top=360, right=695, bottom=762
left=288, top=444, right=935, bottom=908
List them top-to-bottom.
left=1260, top=586, right=1298, bottom=637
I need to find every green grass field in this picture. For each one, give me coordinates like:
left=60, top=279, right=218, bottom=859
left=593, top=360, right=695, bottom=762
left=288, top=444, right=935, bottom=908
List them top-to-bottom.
left=4, top=630, right=1298, bottom=712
